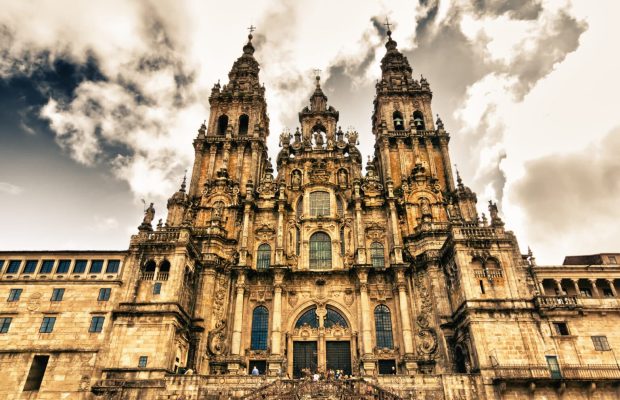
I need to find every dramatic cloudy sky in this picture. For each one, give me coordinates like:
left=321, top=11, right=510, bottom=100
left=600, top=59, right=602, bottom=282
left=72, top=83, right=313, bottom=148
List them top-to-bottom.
left=0, top=0, right=618, bottom=264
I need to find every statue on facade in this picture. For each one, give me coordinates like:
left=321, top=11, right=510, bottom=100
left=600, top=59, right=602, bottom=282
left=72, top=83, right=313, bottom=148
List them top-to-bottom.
left=338, top=169, right=348, bottom=186
left=291, top=170, right=302, bottom=188
left=213, top=201, right=224, bottom=220
left=144, top=203, right=155, bottom=224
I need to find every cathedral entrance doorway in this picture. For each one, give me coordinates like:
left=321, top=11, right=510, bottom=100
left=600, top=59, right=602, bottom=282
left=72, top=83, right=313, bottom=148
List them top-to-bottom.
left=289, top=305, right=354, bottom=378
left=293, top=341, right=317, bottom=378
left=326, top=341, right=351, bottom=375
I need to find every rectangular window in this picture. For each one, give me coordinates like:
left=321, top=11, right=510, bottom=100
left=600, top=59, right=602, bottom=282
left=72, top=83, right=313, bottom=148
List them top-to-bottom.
left=309, top=191, right=330, bottom=217
left=0, top=260, right=4, bottom=273
left=7, top=260, right=21, bottom=274
left=23, top=260, right=38, bottom=274
left=39, top=260, right=54, bottom=274
left=56, top=260, right=71, bottom=274
left=73, top=260, right=87, bottom=273
left=89, top=260, right=103, bottom=274
left=105, top=260, right=120, bottom=274
left=153, top=282, right=162, bottom=295
left=8, top=288, right=22, bottom=302
left=50, top=288, right=64, bottom=302
left=98, top=288, right=111, bottom=301
left=89, top=316, right=105, bottom=333
left=0, top=317, right=12, bottom=333
left=39, top=317, right=56, bottom=333
left=553, top=322, right=570, bottom=336
left=592, top=336, right=611, bottom=351
left=23, top=355, right=49, bottom=391
left=546, top=355, right=562, bottom=379
left=138, top=356, right=148, bottom=368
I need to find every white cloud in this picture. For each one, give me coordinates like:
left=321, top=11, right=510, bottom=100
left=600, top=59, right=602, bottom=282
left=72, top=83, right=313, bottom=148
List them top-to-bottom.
left=0, top=182, right=23, bottom=195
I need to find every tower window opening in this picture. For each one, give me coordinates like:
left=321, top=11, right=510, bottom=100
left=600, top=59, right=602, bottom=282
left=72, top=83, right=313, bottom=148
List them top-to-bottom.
left=393, top=111, right=404, bottom=131
left=413, top=111, right=425, bottom=131
left=239, top=114, right=249, bottom=135
left=217, top=115, right=228, bottom=135
left=479, top=280, right=485, bottom=294
left=250, top=306, right=269, bottom=350
left=23, top=355, right=49, bottom=391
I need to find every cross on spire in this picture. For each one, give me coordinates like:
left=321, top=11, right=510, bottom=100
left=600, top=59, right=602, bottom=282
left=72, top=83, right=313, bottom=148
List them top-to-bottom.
left=384, top=17, right=392, bottom=37
left=247, top=25, right=256, bottom=35
left=313, top=69, right=322, bottom=78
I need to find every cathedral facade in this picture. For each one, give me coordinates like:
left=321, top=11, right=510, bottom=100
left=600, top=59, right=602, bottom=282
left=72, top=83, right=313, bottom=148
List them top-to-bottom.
left=1, top=30, right=620, bottom=400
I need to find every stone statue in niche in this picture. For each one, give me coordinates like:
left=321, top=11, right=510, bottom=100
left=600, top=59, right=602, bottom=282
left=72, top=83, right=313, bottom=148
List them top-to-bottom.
left=314, top=130, right=324, bottom=147
left=338, top=169, right=347, bottom=186
left=291, top=170, right=302, bottom=189
left=420, top=198, right=431, bottom=216
left=213, top=202, right=224, bottom=220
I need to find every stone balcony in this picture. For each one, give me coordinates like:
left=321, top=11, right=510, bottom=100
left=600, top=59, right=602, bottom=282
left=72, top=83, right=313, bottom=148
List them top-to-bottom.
left=491, top=363, right=620, bottom=382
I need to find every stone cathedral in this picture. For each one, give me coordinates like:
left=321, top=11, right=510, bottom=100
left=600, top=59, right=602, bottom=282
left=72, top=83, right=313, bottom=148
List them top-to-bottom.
left=1, top=30, right=619, bottom=400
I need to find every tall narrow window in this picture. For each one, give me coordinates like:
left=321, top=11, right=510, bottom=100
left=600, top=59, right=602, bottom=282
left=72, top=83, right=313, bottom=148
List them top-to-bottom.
left=413, top=110, right=426, bottom=130
left=393, top=111, right=404, bottom=131
left=238, top=114, right=249, bottom=135
left=217, top=115, right=228, bottom=135
left=310, top=191, right=330, bottom=217
left=336, top=197, right=344, bottom=217
left=296, top=227, right=301, bottom=256
left=340, top=227, right=345, bottom=256
left=309, top=232, right=331, bottom=269
left=370, top=242, right=385, bottom=268
left=256, top=244, right=271, bottom=270
left=0, top=260, right=4, bottom=273
left=7, top=260, right=21, bottom=274
left=23, top=260, right=38, bottom=274
left=39, top=260, right=54, bottom=274
left=56, top=260, right=71, bottom=274
left=73, top=260, right=87, bottom=274
left=89, top=260, right=103, bottom=274
left=105, top=260, right=120, bottom=274
left=158, top=260, right=170, bottom=281
left=153, top=282, right=162, bottom=295
left=8, top=288, right=22, bottom=302
left=50, top=288, right=64, bottom=302
left=98, top=288, right=111, bottom=301
left=374, top=305, right=394, bottom=349
left=250, top=306, right=269, bottom=350
left=89, top=316, right=105, bottom=333
left=0, top=317, right=12, bottom=333
left=39, top=317, right=56, bottom=333
left=23, top=355, right=49, bottom=391
left=138, top=356, right=148, bottom=368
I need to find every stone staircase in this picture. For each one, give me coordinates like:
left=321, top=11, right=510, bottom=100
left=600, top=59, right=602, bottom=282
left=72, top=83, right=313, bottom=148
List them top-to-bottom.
left=233, top=378, right=404, bottom=400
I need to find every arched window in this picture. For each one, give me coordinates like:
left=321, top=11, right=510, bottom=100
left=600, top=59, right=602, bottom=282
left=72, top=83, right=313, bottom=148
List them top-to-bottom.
left=393, top=111, right=404, bottom=131
left=413, top=111, right=425, bottom=131
left=238, top=114, right=249, bottom=135
left=217, top=115, right=228, bottom=135
left=310, top=191, right=330, bottom=217
left=296, top=197, right=303, bottom=219
left=309, top=232, right=331, bottom=269
left=370, top=242, right=385, bottom=268
left=256, top=244, right=271, bottom=270
left=141, top=260, right=156, bottom=280
left=143, top=260, right=156, bottom=273
left=158, top=260, right=170, bottom=281
left=374, top=305, right=394, bottom=349
left=250, top=306, right=269, bottom=350
left=295, top=307, right=318, bottom=328
left=325, top=308, right=348, bottom=328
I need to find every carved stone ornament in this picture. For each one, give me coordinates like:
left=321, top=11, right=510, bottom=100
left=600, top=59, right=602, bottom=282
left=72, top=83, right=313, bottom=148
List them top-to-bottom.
left=309, top=159, right=330, bottom=183
left=365, top=222, right=386, bottom=240
left=255, top=224, right=276, bottom=242
left=415, top=270, right=438, bottom=359
left=344, top=288, right=354, bottom=306
left=288, top=290, right=298, bottom=307
left=207, top=319, right=228, bottom=356
left=293, top=324, right=319, bottom=338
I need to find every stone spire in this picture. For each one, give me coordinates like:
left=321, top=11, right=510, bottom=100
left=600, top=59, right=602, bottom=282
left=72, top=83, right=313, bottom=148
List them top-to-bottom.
left=310, top=71, right=328, bottom=112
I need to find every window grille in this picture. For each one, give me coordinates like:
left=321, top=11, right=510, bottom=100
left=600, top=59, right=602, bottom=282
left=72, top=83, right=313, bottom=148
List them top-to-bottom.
left=310, top=191, right=330, bottom=217
left=309, top=232, right=331, bottom=269
left=370, top=242, right=385, bottom=268
left=256, top=244, right=271, bottom=270
left=153, top=282, right=162, bottom=295
left=375, top=305, right=394, bottom=349
left=250, top=306, right=269, bottom=350
left=325, top=308, right=348, bottom=328
left=592, top=336, right=611, bottom=351
left=138, top=356, right=148, bottom=368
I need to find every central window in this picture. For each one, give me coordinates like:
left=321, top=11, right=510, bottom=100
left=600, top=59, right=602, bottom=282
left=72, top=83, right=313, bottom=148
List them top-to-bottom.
left=310, top=191, right=330, bottom=217
left=309, top=232, right=331, bottom=269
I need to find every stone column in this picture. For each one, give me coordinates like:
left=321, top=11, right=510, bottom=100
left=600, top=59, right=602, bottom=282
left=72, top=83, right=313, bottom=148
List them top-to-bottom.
left=380, top=138, right=393, bottom=183
left=396, top=138, right=408, bottom=181
left=423, top=138, right=437, bottom=178
left=189, top=141, right=205, bottom=197
left=250, top=142, right=260, bottom=184
left=236, top=144, right=244, bottom=182
left=207, top=146, right=218, bottom=180
left=275, top=188, right=286, bottom=265
left=353, top=188, right=366, bottom=264
left=388, top=201, right=403, bottom=264
left=395, top=268, right=416, bottom=374
left=357, top=269, right=376, bottom=375
left=268, top=270, right=285, bottom=374
left=230, top=271, right=246, bottom=357
left=553, top=279, right=564, bottom=295
left=571, top=279, right=581, bottom=296
left=589, top=279, right=600, bottom=298
left=606, top=279, right=617, bottom=297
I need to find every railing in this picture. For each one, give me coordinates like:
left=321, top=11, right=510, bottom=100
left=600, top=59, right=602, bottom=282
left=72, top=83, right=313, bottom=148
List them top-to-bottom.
left=454, top=226, right=497, bottom=238
left=145, top=230, right=180, bottom=242
left=140, top=271, right=155, bottom=281
left=156, top=271, right=169, bottom=281
left=535, top=295, right=579, bottom=309
left=492, top=364, right=620, bottom=381
left=235, top=378, right=403, bottom=400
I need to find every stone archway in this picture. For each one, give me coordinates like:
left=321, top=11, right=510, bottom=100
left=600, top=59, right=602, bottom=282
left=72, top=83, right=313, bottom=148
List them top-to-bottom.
left=288, top=303, right=355, bottom=377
